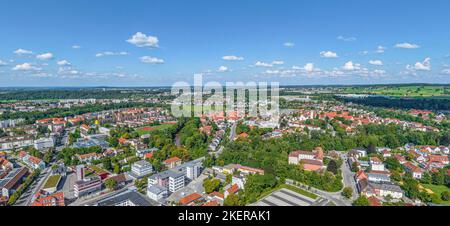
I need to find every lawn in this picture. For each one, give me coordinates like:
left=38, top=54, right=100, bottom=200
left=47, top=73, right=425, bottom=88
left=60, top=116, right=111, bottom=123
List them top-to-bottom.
left=341, top=85, right=449, bottom=97
left=136, top=123, right=175, bottom=135
left=43, top=175, right=62, bottom=189
left=422, top=184, right=450, bottom=206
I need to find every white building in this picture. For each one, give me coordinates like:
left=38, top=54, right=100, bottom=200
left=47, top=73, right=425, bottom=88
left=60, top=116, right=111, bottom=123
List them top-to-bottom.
left=34, top=137, right=55, bottom=150
left=129, top=160, right=153, bottom=179
left=147, top=185, right=168, bottom=202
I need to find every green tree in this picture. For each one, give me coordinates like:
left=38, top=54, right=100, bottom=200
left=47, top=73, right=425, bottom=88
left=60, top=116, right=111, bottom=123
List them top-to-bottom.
left=327, top=160, right=339, bottom=174
left=105, top=178, right=118, bottom=191
left=203, top=178, right=221, bottom=194
left=342, top=187, right=353, bottom=199
left=441, top=191, right=450, bottom=201
left=224, top=194, right=241, bottom=206
left=353, top=195, right=370, bottom=206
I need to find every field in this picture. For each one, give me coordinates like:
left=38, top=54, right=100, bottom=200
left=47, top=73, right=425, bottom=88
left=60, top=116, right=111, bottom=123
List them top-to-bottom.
left=341, top=85, right=449, bottom=97
left=136, top=123, right=176, bottom=135
left=43, top=175, right=62, bottom=189
left=422, top=184, right=450, bottom=206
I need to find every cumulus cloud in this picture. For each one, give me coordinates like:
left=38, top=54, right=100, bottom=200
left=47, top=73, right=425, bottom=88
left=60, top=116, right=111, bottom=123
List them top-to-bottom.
left=127, top=32, right=159, bottom=48
left=337, top=35, right=356, bottom=42
left=284, top=42, right=295, bottom=47
left=395, top=42, right=420, bottom=49
left=72, top=45, right=81, bottom=49
left=376, top=45, right=386, bottom=53
left=14, top=49, right=33, bottom=55
left=95, top=51, right=129, bottom=57
left=320, top=51, right=338, bottom=58
left=36, top=53, right=54, bottom=60
left=222, top=55, right=244, bottom=61
left=140, top=56, right=165, bottom=64
left=406, top=58, right=431, bottom=71
left=0, top=60, right=8, bottom=66
left=57, top=60, right=71, bottom=66
left=272, top=60, right=284, bottom=65
left=369, top=60, right=383, bottom=66
left=254, top=61, right=273, bottom=67
left=342, top=61, right=361, bottom=71
left=12, top=63, right=41, bottom=71
left=303, top=63, right=315, bottom=72
left=217, top=66, right=229, bottom=72
left=441, top=69, right=450, bottom=75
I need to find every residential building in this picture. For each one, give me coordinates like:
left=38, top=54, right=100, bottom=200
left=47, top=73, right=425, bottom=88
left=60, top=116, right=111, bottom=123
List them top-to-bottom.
left=128, top=160, right=153, bottom=179
left=74, top=176, right=102, bottom=198
left=147, top=184, right=168, bottom=202
left=31, top=191, right=65, bottom=206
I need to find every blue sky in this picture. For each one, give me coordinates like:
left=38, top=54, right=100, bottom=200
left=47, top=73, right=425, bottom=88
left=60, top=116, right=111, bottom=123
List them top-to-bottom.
left=0, top=0, right=450, bottom=86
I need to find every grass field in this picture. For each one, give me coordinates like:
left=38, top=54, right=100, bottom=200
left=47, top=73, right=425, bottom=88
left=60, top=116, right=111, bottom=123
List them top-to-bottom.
left=341, top=85, right=449, bottom=97
left=136, top=123, right=175, bottom=135
left=43, top=175, right=61, bottom=189
left=422, top=184, right=450, bottom=206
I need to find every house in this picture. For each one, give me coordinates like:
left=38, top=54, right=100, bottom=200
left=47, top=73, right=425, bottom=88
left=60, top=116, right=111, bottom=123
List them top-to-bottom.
left=34, top=137, right=55, bottom=150
left=288, top=147, right=324, bottom=166
left=19, top=152, right=45, bottom=170
left=77, top=153, right=101, bottom=163
left=394, top=154, right=407, bottom=164
left=428, top=155, right=449, bottom=165
left=163, top=156, right=182, bottom=169
left=370, top=157, right=385, bottom=171
left=403, top=162, right=424, bottom=179
left=0, top=167, right=28, bottom=198
left=354, top=170, right=368, bottom=182
left=367, top=170, right=391, bottom=183
left=74, top=175, right=102, bottom=198
left=357, top=179, right=403, bottom=199
left=224, top=184, right=239, bottom=198
left=31, top=191, right=65, bottom=206
left=179, top=192, right=202, bottom=206
left=202, top=200, right=219, bottom=206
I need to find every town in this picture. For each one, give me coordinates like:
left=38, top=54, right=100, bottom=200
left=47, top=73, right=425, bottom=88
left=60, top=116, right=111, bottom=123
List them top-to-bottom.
left=0, top=86, right=448, bottom=207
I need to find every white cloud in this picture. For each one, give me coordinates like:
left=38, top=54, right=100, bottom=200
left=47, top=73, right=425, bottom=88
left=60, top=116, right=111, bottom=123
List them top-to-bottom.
left=127, top=32, right=159, bottom=48
left=337, top=35, right=356, bottom=42
left=284, top=42, right=295, bottom=47
left=395, top=43, right=420, bottom=49
left=72, top=45, right=81, bottom=49
left=376, top=45, right=386, bottom=53
left=14, top=49, right=33, bottom=55
left=95, top=51, right=129, bottom=57
left=320, top=51, right=338, bottom=58
left=36, top=53, right=53, bottom=60
left=222, top=55, right=244, bottom=61
left=140, top=56, right=165, bottom=64
left=406, top=58, right=431, bottom=71
left=0, top=60, right=7, bottom=66
left=57, top=60, right=71, bottom=66
left=272, top=60, right=284, bottom=65
left=369, top=60, right=383, bottom=66
left=254, top=61, right=273, bottom=67
left=342, top=61, right=361, bottom=71
left=12, top=63, right=41, bottom=71
left=303, top=63, right=314, bottom=72
left=217, top=66, right=229, bottom=72
left=441, top=69, right=450, bottom=75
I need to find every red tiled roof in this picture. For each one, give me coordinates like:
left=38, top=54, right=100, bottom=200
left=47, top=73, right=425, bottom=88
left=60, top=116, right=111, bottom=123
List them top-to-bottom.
left=144, top=153, right=153, bottom=159
left=164, top=156, right=181, bottom=165
left=227, top=184, right=239, bottom=194
left=210, top=191, right=224, bottom=199
left=32, top=192, right=65, bottom=206
left=180, top=193, right=202, bottom=205
left=367, top=197, right=382, bottom=206
left=202, top=200, right=219, bottom=206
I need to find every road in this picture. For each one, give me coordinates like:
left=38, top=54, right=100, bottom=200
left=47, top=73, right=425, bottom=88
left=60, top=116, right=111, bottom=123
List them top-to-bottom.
left=229, top=122, right=237, bottom=140
left=340, top=153, right=359, bottom=201
left=14, top=167, right=51, bottom=206
left=285, top=179, right=351, bottom=206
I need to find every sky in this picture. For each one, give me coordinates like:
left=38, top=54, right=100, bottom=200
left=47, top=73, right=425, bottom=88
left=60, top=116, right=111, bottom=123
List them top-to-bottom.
left=0, top=0, right=450, bottom=87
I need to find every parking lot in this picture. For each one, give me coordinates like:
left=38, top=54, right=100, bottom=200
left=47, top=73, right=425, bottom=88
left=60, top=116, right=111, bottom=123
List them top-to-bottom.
left=253, top=188, right=330, bottom=206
